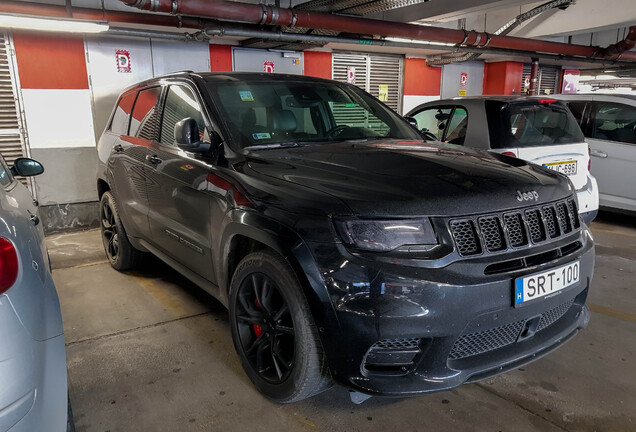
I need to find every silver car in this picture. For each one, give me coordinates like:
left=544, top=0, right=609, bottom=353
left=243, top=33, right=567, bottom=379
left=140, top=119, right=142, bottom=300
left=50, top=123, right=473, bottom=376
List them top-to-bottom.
left=556, top=94, right=636, bottom=213
left=0, top=156, right=69, bottom=431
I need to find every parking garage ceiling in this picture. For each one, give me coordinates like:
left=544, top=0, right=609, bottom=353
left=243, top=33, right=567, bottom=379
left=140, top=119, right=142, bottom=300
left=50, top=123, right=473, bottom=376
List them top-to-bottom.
left=2, top=0, right=636, bottom=82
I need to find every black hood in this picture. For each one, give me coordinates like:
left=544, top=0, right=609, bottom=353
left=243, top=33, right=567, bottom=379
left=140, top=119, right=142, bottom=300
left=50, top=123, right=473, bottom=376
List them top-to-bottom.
left=242, top=140, right=574, bottom=217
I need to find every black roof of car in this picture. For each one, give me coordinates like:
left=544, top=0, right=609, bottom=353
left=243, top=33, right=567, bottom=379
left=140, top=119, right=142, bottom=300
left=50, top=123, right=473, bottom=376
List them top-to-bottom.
left=117, top=71, right=339, bottom=96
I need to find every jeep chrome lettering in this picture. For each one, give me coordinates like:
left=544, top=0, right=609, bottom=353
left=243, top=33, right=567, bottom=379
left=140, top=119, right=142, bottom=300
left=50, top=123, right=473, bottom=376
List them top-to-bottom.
left=516, top=190, right=539, bottom=202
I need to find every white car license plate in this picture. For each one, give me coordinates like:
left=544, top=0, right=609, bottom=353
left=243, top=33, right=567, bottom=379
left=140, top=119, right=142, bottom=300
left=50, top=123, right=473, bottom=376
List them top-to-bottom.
left=543, top=160, right=577, bottom=176
left=514, top=261, right=580, bottom=306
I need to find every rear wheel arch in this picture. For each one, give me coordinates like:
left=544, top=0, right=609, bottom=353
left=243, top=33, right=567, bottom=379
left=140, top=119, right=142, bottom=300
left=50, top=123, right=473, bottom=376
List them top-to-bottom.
left=97, top=178, right=110, bottom=199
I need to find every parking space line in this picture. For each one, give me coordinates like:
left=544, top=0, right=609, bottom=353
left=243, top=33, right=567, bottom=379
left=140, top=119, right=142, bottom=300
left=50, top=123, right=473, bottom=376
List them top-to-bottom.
left=588, top=303, right=636, bottom=323
left=65, top=312, right=211, bottom=347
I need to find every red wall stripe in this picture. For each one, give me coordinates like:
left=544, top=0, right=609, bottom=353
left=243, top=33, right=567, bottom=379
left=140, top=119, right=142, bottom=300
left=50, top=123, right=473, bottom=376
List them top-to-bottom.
left=13, top=33, right=89, bottom=90
left=210, top=44, right=233, bottom=72
left=304, top=51, right=332, bottom=79
left=404, top=58, right=441, bottom=96
left=483, top=61, right=523, bottom=95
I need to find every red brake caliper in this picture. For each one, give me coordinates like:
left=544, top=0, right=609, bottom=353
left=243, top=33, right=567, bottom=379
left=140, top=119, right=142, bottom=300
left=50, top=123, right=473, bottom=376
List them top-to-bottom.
left=253, top=297, right=262, bottom=337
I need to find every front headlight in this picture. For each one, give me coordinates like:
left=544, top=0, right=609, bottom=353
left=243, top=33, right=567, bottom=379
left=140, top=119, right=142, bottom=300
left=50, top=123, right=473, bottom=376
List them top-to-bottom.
left=334, top=218, right=438, bottom=252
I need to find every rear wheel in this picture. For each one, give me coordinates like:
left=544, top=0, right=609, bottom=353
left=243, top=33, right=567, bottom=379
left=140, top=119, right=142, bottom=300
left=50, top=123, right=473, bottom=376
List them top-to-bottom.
left=100, top=191, right=142, bottom=271
left=229, top=250, right=331, bottom=402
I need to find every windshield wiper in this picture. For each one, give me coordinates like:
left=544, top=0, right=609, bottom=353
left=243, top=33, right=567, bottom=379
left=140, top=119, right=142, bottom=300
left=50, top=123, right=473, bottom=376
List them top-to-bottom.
left=244, top=142, right=300, bottom=151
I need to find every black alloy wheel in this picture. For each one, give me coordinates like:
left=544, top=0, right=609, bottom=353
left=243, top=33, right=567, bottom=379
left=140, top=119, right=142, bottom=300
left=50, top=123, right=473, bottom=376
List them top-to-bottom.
left=99, top=191, right=142, bottom=271
left=101, top=199, right=119, bottom=262
left=229, top=250, right=331, bottom=402
left=235, top=273, right=295, bottom=384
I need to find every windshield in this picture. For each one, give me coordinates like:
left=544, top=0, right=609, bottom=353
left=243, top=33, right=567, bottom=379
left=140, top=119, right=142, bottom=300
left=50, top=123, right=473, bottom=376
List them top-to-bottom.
left=204, top=78, right=421, bottom=150
left=486, top=100, right=585, bottom=149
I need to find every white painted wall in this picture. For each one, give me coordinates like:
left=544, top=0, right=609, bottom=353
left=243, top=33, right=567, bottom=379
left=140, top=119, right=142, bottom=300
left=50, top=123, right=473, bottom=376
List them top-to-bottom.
left=150, top=40, right=210, bottom=76
left=233, top=48, right=304, bottom=75
left=440, top=62, right=484, bottom=99
left=22, top=89, right=96, bottom=149
left=403, top=95, right=441, bottom=115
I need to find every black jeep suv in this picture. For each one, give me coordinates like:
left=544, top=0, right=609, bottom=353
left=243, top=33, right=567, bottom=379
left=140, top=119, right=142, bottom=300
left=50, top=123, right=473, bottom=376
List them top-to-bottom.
left=96, top=72, right=594, bottom=402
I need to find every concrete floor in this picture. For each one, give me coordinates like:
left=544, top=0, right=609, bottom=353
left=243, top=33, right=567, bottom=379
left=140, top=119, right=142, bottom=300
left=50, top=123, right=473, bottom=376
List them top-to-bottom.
left=47, top=212, right=636, bottom=432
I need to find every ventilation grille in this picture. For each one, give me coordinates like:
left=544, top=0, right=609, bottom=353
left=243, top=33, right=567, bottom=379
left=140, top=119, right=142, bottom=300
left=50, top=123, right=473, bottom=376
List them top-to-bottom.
left=0, top=34, right=28, bottom=187
left=449, top=199, right=580, bottom=256
left=479, top=217, right=505, bottom=252
left=450, top=219, right=480, bottom=255
left=449, top=300, right=576, bottom=360
left=372, top=338, right=421, bottom=350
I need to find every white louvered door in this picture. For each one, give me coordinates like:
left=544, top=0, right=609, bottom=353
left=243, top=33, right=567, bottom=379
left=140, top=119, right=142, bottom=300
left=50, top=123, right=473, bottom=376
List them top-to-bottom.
left=0, top=33, right=31, bottom=189
left=332, top=52, right=403, bottom=114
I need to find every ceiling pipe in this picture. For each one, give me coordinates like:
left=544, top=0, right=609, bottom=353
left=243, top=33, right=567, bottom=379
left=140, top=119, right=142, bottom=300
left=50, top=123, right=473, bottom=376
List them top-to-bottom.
left=0, top=0, right=205, bottom=30
left=119, top=0, right=636, bottom=62
left=202, top=22, right=635, bottom=65
left=596, top=26, right=636, bottom=60
left=528, top=58, right=540, bottom=96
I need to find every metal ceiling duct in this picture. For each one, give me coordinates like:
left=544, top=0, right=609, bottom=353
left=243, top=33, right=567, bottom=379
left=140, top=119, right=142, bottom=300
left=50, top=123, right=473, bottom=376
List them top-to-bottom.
left=119, top=0, right=636, bottom=62
left=427, top=0, right=575, bottom=66
left=201, top=22, right=635, bottom=65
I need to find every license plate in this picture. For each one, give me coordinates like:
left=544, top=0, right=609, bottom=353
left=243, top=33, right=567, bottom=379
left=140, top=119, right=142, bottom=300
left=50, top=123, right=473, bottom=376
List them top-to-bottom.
left=543, top=160, right=577, bottom=176
left=514, top=261, right=580, bottom=306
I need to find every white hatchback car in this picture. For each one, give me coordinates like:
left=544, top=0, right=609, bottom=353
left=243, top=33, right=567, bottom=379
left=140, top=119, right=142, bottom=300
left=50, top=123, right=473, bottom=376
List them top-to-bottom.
left=556, top=94, right=636, bottom=213
left=406, top=97, right=599, bottom=224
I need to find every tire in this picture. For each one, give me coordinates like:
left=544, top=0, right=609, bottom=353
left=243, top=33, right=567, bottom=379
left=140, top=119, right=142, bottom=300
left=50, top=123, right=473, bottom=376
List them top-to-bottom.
left=100, top=191, right=143, bottom=271
left=229, top=250, right=331, bottom=403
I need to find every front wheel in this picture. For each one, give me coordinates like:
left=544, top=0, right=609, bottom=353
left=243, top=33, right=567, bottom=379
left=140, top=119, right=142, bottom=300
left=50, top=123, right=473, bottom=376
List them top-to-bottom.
left=229, top=250, right=331, bottom=403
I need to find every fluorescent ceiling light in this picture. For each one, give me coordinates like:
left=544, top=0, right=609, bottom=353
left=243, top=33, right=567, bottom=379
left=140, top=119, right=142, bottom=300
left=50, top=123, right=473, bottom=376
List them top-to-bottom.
left=0, top=14, right=109, bottom=34
left=385, top=37, right=454, bottom=47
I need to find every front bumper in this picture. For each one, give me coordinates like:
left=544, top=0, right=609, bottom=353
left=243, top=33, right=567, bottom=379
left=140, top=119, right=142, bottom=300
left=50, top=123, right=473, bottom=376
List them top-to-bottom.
left=302, top=228, right=594, bottom=396
left=0, top=295, right=67, bottom=432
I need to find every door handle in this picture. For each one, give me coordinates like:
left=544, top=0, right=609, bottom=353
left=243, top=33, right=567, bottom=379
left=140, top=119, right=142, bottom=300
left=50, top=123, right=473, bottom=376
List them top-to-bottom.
left=114, top=144, right=124, bottom=153
left=590, top=149, right=608, bottom=158
left=146, top=155, right=163, bottom=165
left=28, top=211, right=39, bottom=226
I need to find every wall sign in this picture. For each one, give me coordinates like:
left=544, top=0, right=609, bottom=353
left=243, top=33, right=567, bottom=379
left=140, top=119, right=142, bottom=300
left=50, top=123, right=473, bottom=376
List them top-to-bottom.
left=116, top=49, right=131, bottom=73
left=264, top=60, right=274, bottom=73
left=347, top=66, right=356, bottom=84
left=561, top=70, right=580, bottom=94
left=460, top=72, right=468, bottom=87
left=378, top=84, right=389, bottom=102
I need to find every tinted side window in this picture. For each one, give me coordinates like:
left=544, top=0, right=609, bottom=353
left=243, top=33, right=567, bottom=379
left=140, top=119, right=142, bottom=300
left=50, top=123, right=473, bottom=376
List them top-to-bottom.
left=160, top=85, right=206, bottom=147
left=130, top=87, right=162, bottom=141
left=110, top=91, right=137, bottom=135
left=495, top=102, right=584, bottom=148
left=591, top=102, right=636, bottom=144
left=412, top=107, right=452, bottom=140
left=444, top=107, right=468, bottom=145
left=0, top=157, right=12, bottom=187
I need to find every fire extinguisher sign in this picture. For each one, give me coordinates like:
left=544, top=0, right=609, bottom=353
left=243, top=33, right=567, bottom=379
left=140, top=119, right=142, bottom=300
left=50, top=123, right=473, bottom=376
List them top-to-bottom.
left=460, top=72, right=468, bottom=87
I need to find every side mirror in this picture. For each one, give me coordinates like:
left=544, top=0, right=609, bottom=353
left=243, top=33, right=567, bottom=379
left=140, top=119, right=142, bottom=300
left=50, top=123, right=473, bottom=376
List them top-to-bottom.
left=404, top=116, right=418, bottom=129
left=174, top=118, right=211, bottom=154
left=11, top=158, right=44, bottom=177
